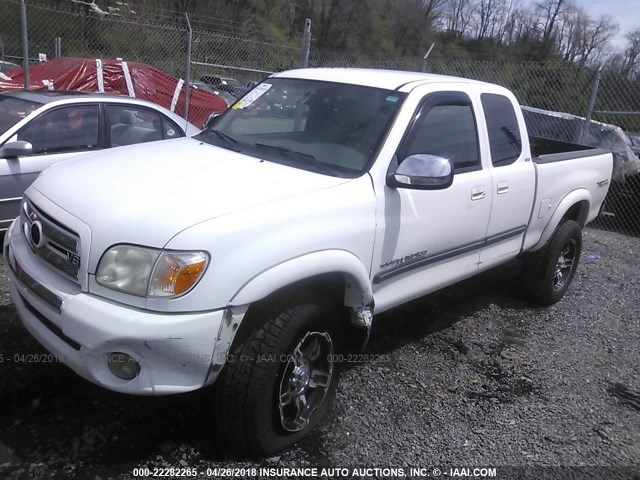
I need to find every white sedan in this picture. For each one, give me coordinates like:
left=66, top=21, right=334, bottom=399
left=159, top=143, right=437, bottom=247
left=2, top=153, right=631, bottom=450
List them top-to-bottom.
left=0, top=90, right=200, bottom=232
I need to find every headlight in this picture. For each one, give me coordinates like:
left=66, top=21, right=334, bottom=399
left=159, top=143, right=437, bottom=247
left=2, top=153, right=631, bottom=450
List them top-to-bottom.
left=96, top=245, right=208, bottom=298
left=96, top=245, right=159, bottom=296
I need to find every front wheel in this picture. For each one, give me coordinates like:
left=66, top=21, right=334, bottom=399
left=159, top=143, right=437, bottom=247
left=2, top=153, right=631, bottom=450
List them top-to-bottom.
left=521, top=220, right=582, bottom=305
left=214, top=293, right=341, bottom=455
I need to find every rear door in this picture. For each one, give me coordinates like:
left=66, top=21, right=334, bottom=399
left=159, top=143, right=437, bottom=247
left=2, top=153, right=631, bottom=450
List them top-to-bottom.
left=478, top=91, right=536, bottom=269
left=106, top=104, right=184, bottom=147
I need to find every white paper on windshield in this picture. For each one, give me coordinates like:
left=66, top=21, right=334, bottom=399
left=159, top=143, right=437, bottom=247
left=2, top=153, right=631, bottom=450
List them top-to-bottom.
left=232, top=83, right=272, bottom=109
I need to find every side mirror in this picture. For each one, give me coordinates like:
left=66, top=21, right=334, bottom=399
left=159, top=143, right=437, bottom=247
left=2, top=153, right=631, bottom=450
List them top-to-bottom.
left=0, top=140, right=33, bottom=158
left=388, top=154, right=453, bottom=190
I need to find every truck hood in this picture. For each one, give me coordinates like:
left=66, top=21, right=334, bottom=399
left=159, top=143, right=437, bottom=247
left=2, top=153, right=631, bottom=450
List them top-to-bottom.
left=31, top=138, right=349, bottom=263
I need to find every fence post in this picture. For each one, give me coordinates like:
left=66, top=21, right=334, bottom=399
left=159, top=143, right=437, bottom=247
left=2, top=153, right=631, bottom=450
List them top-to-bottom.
left=20, top=0, right=29, bottom=88
left=184, top=12, right=193, bottom=123
left=300, top=18, right=311, bottom=68
left=55, top=37, right=62, bottom=58
left=422, top=43, right=435, bottom=72
left=582, top=64, right=602, bottom=144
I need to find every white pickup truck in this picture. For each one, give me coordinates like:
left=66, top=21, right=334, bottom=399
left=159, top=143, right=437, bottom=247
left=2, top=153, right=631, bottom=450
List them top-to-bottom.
left=3, top=68, right=612, bottom=454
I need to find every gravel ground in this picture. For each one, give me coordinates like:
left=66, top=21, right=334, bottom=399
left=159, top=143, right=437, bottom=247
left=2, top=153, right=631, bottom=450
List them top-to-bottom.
left=0, top=227, right=639, bottom=479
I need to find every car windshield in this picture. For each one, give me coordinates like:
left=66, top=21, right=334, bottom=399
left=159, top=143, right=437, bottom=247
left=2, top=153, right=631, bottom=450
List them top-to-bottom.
left=195, top=78, right=406, bottom=177
left=0, top=96, right=42, bottom=135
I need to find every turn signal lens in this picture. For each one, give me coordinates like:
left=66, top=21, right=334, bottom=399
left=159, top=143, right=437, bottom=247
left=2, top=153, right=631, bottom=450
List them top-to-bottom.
left=148, top=251, right=208, bottom=297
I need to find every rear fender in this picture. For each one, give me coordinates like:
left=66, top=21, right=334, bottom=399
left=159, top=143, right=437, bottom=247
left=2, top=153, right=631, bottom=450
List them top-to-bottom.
left=530, top=189, right=590, bottom=251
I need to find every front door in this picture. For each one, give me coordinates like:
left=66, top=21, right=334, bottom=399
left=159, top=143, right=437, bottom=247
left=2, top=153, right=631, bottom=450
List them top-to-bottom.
left=371, top=91, right=493, bottom=311
left=0, top=104, right=101, bottom=229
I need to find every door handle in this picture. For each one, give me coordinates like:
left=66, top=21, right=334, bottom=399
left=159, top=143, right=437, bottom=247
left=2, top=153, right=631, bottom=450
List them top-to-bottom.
left=497, top=181, right=509, bottom=194
left=471, top=186, right=486, bottom=201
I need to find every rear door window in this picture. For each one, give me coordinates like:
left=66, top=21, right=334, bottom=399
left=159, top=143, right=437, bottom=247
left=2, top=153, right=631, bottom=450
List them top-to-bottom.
left=481, top=93, right=522, bottom=167
left=108, top=105, right=182, bottom=147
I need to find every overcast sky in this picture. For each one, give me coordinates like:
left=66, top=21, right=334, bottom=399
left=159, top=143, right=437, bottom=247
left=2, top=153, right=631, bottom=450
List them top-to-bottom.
left=574, top=0, right=639, bottom=50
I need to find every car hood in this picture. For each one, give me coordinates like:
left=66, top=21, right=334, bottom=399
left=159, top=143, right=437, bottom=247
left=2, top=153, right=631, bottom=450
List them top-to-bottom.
left=31, top=138, right=350, bottom=268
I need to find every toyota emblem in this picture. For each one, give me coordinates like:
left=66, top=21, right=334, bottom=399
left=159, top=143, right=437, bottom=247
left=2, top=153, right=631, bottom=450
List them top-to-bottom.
left=30, top=221, right=46, bottom=248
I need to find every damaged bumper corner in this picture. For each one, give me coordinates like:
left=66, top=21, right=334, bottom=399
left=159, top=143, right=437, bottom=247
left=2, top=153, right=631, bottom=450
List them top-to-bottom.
left=5, top=223, right=227, bottom=395
left=206, top=305, right=249, bottom=379
left=350, top=305, right=374, bottom=350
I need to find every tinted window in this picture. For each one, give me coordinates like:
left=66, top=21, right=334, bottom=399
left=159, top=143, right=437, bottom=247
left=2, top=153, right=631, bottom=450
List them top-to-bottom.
left=197, top=78, right=405, bottom=177
left=482, top=93, right=522, bottom=167
left=0, top=96, right=42, bottom=134
left=403, top=104, right=480, bottom=172
left=17, top=105, right=99, bottom=154
left=108, top=105, right=177, bottom=147
left=160, top=117, right=183, bottom=140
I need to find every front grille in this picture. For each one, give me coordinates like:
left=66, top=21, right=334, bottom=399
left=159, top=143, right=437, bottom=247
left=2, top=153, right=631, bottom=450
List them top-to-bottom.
left=21, top=198, right=81, bottom=281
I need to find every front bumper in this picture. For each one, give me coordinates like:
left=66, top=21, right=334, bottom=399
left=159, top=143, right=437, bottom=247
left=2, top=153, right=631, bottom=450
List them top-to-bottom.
left=3, top=218, right=226, bottom=395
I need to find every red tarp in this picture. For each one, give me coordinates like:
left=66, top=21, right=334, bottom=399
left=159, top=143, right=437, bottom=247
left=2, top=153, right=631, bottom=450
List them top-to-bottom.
left=0, top=57, right=227, bottom=128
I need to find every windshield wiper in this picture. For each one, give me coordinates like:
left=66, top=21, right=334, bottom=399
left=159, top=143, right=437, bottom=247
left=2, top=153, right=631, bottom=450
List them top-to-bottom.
left=199, top=129, right=242, bottom=152
left=253, top=142, right=343, bottom=176
left=254, top=143, right=316, bottom=161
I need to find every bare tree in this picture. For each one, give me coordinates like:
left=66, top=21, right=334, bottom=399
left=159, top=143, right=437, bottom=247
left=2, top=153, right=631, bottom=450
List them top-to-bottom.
left=383, top=0, right=445, bottom=55
left=422, top=0, right=445, bottom=22
left=443, top=0, right=473, bottom=36
left=476, top=0, right=505, bottom=40
left=493, top=0, right=517, bottom=44
left=535, top=0, right=564, bottom=52
left=502, top=2, right=528, bottom=46
left=558, top=6, right=616, bottom=66
left=581, top=16, right=617, bottom=65
left=621, top=29, right=640, bottom=77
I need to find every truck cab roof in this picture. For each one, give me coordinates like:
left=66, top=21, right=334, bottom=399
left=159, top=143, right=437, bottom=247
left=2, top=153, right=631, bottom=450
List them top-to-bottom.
left=273, top=68, right=492, bottom=92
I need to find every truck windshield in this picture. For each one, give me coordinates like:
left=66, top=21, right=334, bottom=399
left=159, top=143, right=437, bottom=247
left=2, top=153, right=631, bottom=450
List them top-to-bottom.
left=195, top=78, right=405, bottom=177
left=0, top=96, right=42, bottom=135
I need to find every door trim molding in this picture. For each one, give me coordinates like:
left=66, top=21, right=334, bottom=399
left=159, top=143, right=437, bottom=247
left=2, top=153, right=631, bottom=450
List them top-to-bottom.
left=373, top=224, right=526, bottom=284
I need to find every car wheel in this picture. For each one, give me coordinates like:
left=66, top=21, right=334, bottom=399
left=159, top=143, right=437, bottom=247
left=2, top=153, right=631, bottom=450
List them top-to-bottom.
left=521, top=220, right=582, bottom=306
left=214, top=292, right=341, bottom=454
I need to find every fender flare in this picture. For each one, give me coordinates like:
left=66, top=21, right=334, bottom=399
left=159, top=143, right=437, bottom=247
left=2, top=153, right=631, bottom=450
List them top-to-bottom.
left=531, top=189, right=590, bottom=251
left=228, top=249, right=374, bottom=309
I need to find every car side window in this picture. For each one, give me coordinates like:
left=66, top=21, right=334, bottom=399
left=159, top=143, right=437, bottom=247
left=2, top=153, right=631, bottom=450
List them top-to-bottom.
left=481, top=93, right=522, bottom=167
left=402, top=101, right=480, bottom=172
left=17, top=105, right=99, bottom=155
left=108, top=105, right=179, bottom=147
left=160, top=117, right=183, bottom=140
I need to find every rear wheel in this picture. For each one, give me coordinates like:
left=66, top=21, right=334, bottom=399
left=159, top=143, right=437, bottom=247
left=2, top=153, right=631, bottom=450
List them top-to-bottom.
left=521, top=220, right=582, bottom=305
left=214, top=292, right=341, bottom=455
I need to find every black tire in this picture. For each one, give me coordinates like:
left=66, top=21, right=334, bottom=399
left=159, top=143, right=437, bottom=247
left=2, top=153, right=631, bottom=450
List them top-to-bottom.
left=521, top=220, right=582, bottom=306
left=214, top=292, right=341, bottom=455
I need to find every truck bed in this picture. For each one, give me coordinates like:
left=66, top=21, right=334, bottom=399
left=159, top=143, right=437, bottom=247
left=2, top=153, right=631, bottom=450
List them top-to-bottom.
left=530, top=136, right=609, bottom=164
left=523, top=145, right=613, bottom=252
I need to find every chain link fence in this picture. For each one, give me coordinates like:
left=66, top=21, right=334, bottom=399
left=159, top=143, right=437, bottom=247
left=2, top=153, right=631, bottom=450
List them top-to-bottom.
left=1, top=0, right=639, bottom=236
